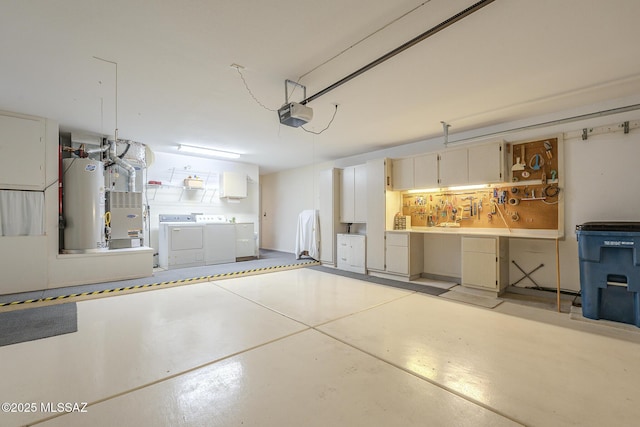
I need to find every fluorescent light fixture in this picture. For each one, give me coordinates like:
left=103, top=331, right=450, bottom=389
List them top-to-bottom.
left=178, top=144, right=240, bottom=159
left=407, top=184, right=490, bottom=193
left=447, top=184, right=490, bottom=191
left=407, top=188, right=441, bottom=194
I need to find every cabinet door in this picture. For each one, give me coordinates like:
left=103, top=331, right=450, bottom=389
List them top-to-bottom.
left=0, top=114, right=46, bottom=190
left=468, top=142, right=504, bottom=184
left=439, top=149, right=468, bottom=187
left=413, top=153, right=438, bottom=189
left=392, top=158, right=414, bottom=190
left=366, top=159, right=386, bottom=271
left=353, top=164, right=367, bottom=223
left=339, top=167, right=355, bottom=223
left=319, top=169, right=339, bottom=264
left=220, top=171, right=247, bottom=198
left=235, top=223, right=255, bottom=257
left=350, top=235, right=366, bottom=268
left=462, top=237, right=497, bottom=290
left=386, top=245, right=409, bottom=275
left=462, top=252, right=497, bottom=289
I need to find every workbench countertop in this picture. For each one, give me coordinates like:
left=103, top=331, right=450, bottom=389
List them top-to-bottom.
left=387, top=227, right=563, bottom=239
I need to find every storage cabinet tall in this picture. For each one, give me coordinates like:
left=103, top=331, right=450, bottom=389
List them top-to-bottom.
left=340, top=164, right=366, bottom=223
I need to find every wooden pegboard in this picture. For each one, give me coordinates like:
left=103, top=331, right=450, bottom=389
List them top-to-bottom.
left=400, top=137, right=561, bottom=230
left=509, top=137, right=559, bottom=183
left=401, top=183, right=559, bottom=230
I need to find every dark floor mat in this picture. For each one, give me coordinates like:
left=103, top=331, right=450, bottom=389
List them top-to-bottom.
left=310, top=266, right=448, bottom=296
left=0, top=303, right=77, bottom=347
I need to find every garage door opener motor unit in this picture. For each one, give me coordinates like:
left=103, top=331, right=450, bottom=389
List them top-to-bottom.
left=277, top=80, right=313, bottom=128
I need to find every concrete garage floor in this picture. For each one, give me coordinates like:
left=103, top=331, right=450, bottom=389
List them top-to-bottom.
left=1, top=267, right=640, bottom=427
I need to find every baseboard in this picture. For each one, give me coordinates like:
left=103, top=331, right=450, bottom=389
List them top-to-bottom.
left=369, top=271, right=411, bottom=282
left=420, top=272, right=460, bottom=284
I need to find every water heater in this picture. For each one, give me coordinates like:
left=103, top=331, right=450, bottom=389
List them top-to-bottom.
left=62, top=158, right=106, bottom=252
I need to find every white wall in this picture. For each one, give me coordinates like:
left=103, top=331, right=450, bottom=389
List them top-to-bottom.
left=261, top=97, right=640, bottom=292
left=260, top=161, right=333, bottom=252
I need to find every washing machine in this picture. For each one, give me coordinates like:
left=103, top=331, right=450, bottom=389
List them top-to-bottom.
left=158, top=214, right=205, bottom=269
left=195, top=215, right=236, bottom=265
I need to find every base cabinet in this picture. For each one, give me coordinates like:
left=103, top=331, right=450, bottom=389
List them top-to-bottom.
left=236, top=223, right=256, bottom=258
left=385, top=232, right=423, bottom=279
left=337, top=234, right=366, bottom=274
left=461, top=236, right=509, bottom=294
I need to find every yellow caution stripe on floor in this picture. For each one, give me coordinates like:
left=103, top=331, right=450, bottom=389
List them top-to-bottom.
left=0, top=260, right=320, bottom=307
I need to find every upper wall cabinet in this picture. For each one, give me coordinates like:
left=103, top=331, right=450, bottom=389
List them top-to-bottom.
left=0, top=112, right=47, bottom=190
left=391, top=141, right=506, bottom=191
left=439, top=142, right=505, bottom=186
left=467, top=142, right=505, bottom=184
left=438, top=148, right=468, bottom=187
left=392, top=153, right=439, bottom=190
left=413, top=153, right=439, bottom=189
left=392, top=157, right=414, bottom=190
left=340, top=164, right=366, bottom=223
left=219, top=171, right=247, bottom=198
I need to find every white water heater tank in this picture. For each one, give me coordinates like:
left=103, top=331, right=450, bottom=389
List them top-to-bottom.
left=62, top=158, right=106, bottom=252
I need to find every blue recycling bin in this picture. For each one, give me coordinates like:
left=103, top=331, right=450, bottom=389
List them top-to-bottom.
left=576, top=222, right=640, bottom=327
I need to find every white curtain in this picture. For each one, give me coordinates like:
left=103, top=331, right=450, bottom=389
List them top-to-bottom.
left=0, top=190, right=45, bottom=236
left=295, top=209, right=319, bottom=260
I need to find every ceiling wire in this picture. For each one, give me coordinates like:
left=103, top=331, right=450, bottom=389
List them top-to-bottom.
left=287, top=0, right=433, bottom=102
left=298, top=0, right=432, bottom=82
left=235, top=2, right=433, bottom=120
left=234, top=66, right=340, bottom=134
left=235, top=66, right=277, bottom=112
left=301, top=104, right=339, bottom=135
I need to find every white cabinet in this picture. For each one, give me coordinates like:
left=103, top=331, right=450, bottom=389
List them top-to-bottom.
left=0, top=112, right=47, bottom=190
left=389, top=142, right=504, bottom=191
left=468, top=142, right=505, bottom=184
left=438, top=148, right=468, bottom=187
left=414, top=153, right=439, bottom=188
left=392, top=157, right=414, bottom=190
left=366, top=158, right=394, bottom=272
left=340, top=164, right=366, bottom=223
left=354, top=164, right=367, bottom=222
left=340, top=167, right=355, bottom=222
left=319, top=168, right=342, bottom=265
left=219, top=171, right=247, bottom=198
left=235, top=223, right=256, bottom=258
left=385, top=232, right=423, bottom=279
left=337, top=234, right=366, bottom=274
left=461, top=236, right=509, bottom=294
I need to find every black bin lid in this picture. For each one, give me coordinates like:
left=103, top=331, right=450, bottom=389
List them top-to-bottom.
left=576, top=222, right=640, bottom=232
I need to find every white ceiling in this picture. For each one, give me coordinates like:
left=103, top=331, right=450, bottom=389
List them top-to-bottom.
left=3, top=0, right=640, bottom=173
